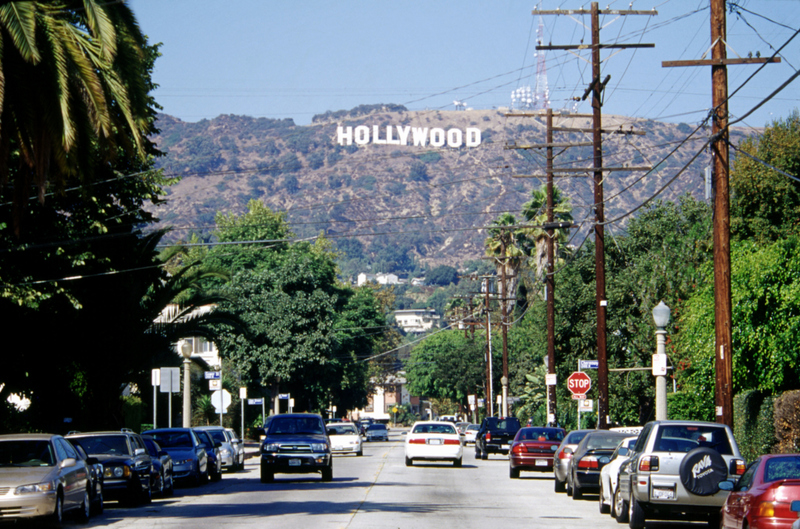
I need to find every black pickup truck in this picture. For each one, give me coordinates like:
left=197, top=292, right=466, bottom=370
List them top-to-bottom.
left=475, top=417, right=521, bottom=459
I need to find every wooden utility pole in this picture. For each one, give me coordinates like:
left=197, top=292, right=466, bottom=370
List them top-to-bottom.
left=662, top=0, right=779, bottom=428
left=536, top=2, right=655, bottom=429
left=545, top=108, right=556, bottom=426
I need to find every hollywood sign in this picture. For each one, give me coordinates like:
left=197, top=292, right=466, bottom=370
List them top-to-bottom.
left=336, top=125, right=482, bottom=148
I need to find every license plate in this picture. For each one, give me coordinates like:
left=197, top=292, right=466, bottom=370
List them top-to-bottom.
left=428, top=439, right=442, bottom=445
left=501, top=444, right=510, bottom=450
left=288, top=459, right=301, bottom=467
left=535, top=459, right=548, bottom=466
left=652, top=487, right=675, bottom=500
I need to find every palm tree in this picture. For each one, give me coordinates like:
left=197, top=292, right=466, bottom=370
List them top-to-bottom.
left=0, top=1, right=151, bottom=234
left=521, top=185, right=573, bottom=282
left=485, top=213, right=530, bottom=316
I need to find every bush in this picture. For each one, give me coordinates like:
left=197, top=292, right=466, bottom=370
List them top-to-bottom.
left=734, top=390, right=776, bottom=461
left=774, top=390, right=800, bottom=453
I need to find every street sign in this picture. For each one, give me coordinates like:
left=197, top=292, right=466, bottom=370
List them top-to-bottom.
left=652, top=354, right=667, bottom=376
left=579, top=360, right=599, bottom=370
left=151, top=368, right=161, bottom=386
left=159, top=368, right=180, bottom=393
left=204, top=371, right=221, bottom=380
left=567, top=371, right=592, bottom=397
left=545, top=373, right=557, bottom=386
left=209, top=379, right=222, bottom=390
left=239, top=387, right=247, bottom=399
left=211, top=389, right=232, bottom=413
left=278, top=393, right=290, bottom=400
left=247, top=398, right=264, bottom=405
left=579, top=399, right=594, bottom=412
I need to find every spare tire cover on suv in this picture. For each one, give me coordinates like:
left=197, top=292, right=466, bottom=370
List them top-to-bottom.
left=679, top=447, right=727, bottom=496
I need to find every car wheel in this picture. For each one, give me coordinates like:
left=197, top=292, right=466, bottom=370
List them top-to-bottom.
left=474, top=448, right=481, bottom=459
left=356, top=449, right=363, bottom=456
left=480, top=450, right=488, bottom=460
left=405, top=457, right=413, bottom=467
left=453, top=457, right=462, bottom=468
left=212, top=466, right=222, bottom=482
left=260, top=466, right=274, bottom=483
left=321, top=466, right=333, bottom=482
left=201, top=467, right=209, bottom=484
left=510, top=467, right=520, bottom=479
left=154, top=472, right=164, bottom=495
left=165, top=473, right=174, bottom=496
left=554, top=475, right=566, bottom=493
left=566, top=475, right=573, bottom=497
left=573, top=482, right=583, bottom=499
left=141, top=483, right=152, bottom=505
left=599, top=483, right=610, bottom=514
left=614, top=486, right=629, bottom=523
left=92, top=488, right=104, bottom=516
left=49, top=490, right=64, bottom=527
left=76, top=490, right=90, bottom=523
left=628, top=493, right=645, bottom=529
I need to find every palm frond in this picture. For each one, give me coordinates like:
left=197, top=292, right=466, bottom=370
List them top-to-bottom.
left=0, top=2, right=39, bottom=63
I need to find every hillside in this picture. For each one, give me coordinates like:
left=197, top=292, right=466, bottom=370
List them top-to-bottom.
left=149, top=105, right=754, bottom=275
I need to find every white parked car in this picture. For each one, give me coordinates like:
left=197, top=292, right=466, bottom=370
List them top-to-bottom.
left=405, top=421, right=463, bottom=467
left=326, top=422, right=363, bottom=456
left=463, top=424, right=479, bottom=445
left=599, top=436, right=638, bottom=516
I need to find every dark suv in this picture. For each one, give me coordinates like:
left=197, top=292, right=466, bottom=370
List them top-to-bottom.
left=260, top=413, right=332, bottom=483
left=475, top=417, right=521, bottom=459
left=67, top=430, right=153, bottom=505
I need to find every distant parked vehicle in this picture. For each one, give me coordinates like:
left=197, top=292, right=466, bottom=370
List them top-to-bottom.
left=195, top=426, right=239, bottom=472
left=508, top=426, right=566, bottom=478
left=142, top=428, right=208, bottom=486
left=225, top=428, right=246, bottom=470
left=193, top=429, right=222, bottom=482
left=553, top=429, right=592, bottom=493
left=566, top=430, right=631, bottom=499
left=141, top=434, right=174, bottom=497
left=598, top=436, right=638, bottom=516
left=72, top=442, right=104, bottom=515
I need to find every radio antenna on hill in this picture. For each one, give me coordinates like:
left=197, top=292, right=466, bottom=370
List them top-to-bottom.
left=533, top=16, right=550, bottom=110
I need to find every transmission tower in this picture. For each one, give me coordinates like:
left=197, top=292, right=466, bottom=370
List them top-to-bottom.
left=533, top=16, right=550, bottom=110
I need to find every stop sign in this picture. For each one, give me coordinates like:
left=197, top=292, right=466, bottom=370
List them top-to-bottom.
left=567, top=372, right=592, bottom=396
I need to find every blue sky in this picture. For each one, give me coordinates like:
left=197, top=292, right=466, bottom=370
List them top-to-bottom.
left=129, top=1, right=800, bottom=129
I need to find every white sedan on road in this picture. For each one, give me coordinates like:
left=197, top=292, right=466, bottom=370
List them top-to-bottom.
left=405, top=421, right=463, bottom=467
left=326, top=422, right=363, bottom=456
left=598, top=436, right=638, bottom=516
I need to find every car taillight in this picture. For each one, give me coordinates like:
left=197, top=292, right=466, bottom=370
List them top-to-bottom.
left=486, top=432, right=492, bottom=441
left=408, top=438, right=426, bottom=444
left=444, top=439, right=460, bottom=445
left=512, top=444, right=526, bottom=454
left=558, top=450, right=573, bottom=460
left=639, top=455, right=659, bottom=472
left=577, top=456, right=599, bottom=470
left=730, top=459, right=746, bottom=475
left=755, top=501, right=780, bottom=518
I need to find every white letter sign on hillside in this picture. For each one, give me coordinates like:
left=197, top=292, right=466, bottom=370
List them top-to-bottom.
left=337, top=125, right=481, bottom=148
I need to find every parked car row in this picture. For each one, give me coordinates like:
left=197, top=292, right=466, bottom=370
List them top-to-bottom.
left=546, top=420, right=800, bottom=529
left=0, top=425, right=248, bottom=526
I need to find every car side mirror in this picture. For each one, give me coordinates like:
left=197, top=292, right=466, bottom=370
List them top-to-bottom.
left=563, top=447, right=573, bottom=455
left=618, top=447, right=629, bottom=456
left=134, top=448, right=146, bottom=456
left=60, top=457, right=77, bottom=469
left=791, top=500, right=800, bottom=512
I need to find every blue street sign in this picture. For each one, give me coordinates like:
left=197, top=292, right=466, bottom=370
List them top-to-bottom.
left=579, top=360, right=599, bottom=370
left=204, top=371, right=221, bottom=380
left=247, top=398, right=264, bottom=405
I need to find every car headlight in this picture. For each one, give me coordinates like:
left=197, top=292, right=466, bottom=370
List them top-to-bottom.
left=262, top=443, right=280, bottom=452
left=311, top=443, right=328, bottom=452
left=220, top=449, right=231, bottom=456
left=104, top=465, right=131, bottom=479
left=15, top=481, right=54, bottom=494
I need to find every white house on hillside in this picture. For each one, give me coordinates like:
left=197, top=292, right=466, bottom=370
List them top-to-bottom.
left=357, top=272, right=400, bottom=286
left=393, top=309, right=440, bottom=333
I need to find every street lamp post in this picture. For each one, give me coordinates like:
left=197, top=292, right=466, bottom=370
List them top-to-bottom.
left=652, top=301, right=670, bottom=421
left=181, top=340, right=193, bottom=428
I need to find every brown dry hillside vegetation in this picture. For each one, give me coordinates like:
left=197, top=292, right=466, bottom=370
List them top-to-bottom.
left=149, top=105, right=754, bottom=270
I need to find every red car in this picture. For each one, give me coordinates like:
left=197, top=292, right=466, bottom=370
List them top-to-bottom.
left=509, top=427, right=566, bottom=479
left=721, top=454, right=800, bottom=529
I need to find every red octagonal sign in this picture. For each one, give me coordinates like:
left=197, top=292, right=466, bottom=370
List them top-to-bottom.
left=567, top=371, right=592, bottom=396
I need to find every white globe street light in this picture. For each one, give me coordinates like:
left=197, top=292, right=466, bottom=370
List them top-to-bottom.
left=651, top=301, right=670, bottom=420
left=181, top=340, right=193, bottom=427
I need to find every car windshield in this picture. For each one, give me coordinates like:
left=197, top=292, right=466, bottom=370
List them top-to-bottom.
left=268, top=417, right=324, bottom=435
left=328, top=424, right=358, bottom=435
left=368, top=424, right=387, bottom=431
left=412, top=424, right=456, bottom=435
left=466, top=425, right=479, bottom=432
left=518, top=428, right=564, bottom=441
left=204, top=430, right=227, bottom=443
left=565, top=431, right=589, bottom=444
left=149, top=432, right=193, bottom=449
left=585, top=433, right=628, bottom=450
left=71, top=435, right=130, bottom=456
left=142, top=438, right=160, bottom=456
left=0, top=440, right=55, bottom=467
left=764, top=456, right=800, bottom=482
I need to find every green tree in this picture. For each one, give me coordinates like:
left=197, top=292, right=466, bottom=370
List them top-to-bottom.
left=731, top=111, right=800, bottom=244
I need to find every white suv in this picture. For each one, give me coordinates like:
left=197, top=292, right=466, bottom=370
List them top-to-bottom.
left=616, top=420, right=746, bottom=529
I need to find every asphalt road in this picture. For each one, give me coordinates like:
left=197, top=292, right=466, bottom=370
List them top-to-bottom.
left=64, top=430, right=709, bottom=529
